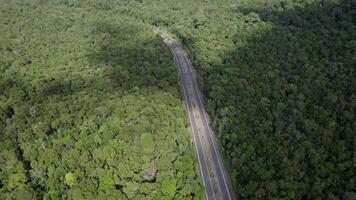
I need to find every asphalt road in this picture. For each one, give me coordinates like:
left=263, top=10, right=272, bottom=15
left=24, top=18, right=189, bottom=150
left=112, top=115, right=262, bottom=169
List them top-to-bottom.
left=156, top=30, right=236, bottom=200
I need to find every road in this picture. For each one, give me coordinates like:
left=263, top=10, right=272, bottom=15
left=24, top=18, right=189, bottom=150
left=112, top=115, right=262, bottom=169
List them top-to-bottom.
left=155, top=30, right=236, bottom=200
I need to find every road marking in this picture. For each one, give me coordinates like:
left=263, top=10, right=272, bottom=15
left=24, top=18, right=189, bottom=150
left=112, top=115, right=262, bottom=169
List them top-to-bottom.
left=160, top=32, right=231, bottom=200
left=168, top=43, right=213, bottom=200
left=172, top=44, right=189, bottom=74
left=177, top=46, right=233, bottom=200
left=174, top=47, right=216, bottom=200
left=182, top=82, right=215, bottom=200
left=194, top=84, right=233, bottom=200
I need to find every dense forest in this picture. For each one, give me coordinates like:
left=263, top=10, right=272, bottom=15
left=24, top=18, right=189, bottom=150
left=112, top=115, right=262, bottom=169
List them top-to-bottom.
left=1, top=0, right=355, bottom=199
left=125, top=0, right=355, bottom=199
left=0, top=1, right=203, bottom=199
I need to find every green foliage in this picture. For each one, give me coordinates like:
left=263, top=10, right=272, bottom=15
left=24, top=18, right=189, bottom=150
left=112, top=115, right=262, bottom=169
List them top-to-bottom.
left=0, top=0, right=202, bottom=199
left=1, top=0, right=354, bottom=199
left=107, top=0, right=354, bottom=199
left=130, top=0, right=355, bottom=199
left=141, top=133, right=155, bottom=154
left=65, top=172, right=75, bottom=187
left=161, top=178, right=177, bottom=198
left=123, top=182, right=140, bottom=199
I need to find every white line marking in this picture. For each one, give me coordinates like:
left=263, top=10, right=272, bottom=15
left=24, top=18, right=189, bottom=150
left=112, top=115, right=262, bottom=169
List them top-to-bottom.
left=161, top=34, right=224, bottom=200
left=168, top=43, right=212, bottom=200
left=173, top=44, right=233, bottom=200
left=182, top=83, right=214, bottom=200
left=194, top=84, right=233, bottom=200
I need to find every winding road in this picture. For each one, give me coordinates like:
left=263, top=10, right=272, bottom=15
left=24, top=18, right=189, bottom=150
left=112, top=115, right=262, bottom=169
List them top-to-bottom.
left=155, top=30, right=236, bottom=200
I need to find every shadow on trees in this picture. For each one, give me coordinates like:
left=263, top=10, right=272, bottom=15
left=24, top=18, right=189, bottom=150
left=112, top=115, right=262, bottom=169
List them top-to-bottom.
left=201, top=1, right=355, bottom=199
left=0, top=15, right=188, bottom=199
left=3, top=21, right=181, bottom=106
left=87, top=21, right=180, bottom=95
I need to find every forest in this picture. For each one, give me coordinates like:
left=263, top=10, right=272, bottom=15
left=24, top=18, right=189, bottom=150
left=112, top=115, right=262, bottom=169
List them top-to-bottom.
left=1, top=0, right=355, bottom=199
left=127, top=0, right=355, bottom=199
left=0, top=1, right=204, bottom=199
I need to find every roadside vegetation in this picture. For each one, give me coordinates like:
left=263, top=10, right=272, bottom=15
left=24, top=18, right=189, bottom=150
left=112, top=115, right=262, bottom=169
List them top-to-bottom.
left=1, top=0, right=355, bottom=199
left=124, top=0, right=355, bottom=199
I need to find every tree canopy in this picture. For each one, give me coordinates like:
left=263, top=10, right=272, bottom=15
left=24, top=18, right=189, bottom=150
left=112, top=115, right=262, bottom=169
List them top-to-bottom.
left=1, top=0, right=355, bottom=199
left=0, top=1, right=203, bottom=199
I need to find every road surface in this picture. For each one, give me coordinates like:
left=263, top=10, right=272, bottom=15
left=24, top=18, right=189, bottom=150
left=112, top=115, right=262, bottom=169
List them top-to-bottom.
left=155, top=30, right=236, bottom=200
